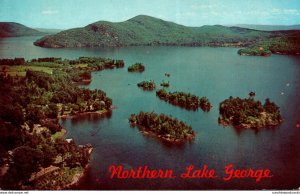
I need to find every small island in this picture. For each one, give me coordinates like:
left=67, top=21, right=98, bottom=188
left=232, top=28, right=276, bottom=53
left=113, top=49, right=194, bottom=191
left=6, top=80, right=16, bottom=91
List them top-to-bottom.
left=238, top=46, right=272, bottom=56
left=128, top=63, right=145, bottom=72
left=137, top=80, right=156, bottom=91
left=160, top=80, right=170, bottom=87
left=156, top=89, right=211, bottom=111
left=218, top=97, right=283, bottom=129
left=129, top=111, right=195, bottom=143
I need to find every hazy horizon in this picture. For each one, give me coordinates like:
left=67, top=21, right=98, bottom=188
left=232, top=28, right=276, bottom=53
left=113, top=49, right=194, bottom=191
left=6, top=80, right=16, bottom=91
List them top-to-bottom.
left=1, top=0, right=300, bottom=29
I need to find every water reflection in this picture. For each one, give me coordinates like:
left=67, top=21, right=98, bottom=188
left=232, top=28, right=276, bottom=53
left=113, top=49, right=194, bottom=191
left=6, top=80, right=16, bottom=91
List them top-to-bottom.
left=64, top=111, right=113, bottom=125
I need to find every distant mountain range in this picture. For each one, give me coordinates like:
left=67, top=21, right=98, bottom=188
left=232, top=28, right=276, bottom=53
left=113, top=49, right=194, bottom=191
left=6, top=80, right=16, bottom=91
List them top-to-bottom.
left=34, top=15, right=288, bottom=48
left=1, top=16, right=299, bottom=56
left=0, top=22, right=45, bottom=38
left=234, top=24, right=300, bottom=31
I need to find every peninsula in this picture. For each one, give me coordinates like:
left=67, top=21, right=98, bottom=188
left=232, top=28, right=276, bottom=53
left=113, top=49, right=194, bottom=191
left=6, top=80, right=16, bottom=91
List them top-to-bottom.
left=0, top=56, right=124, bottom=189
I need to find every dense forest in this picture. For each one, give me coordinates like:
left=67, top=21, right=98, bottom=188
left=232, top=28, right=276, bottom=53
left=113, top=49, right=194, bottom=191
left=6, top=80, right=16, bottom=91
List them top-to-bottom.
left=32, top=15, right=300, bottom=57
left=33, top=15, right=274, bottom=48
left=238, top=31, right=300, bottom=56
left=0, top=56, right=122, bottom=189
left=128, top=63, right=145, bottom=72
left=137, top=80, right=156, bottom=91
left=160, top=80, right=170, bottom=88
left=156, top=89, right=211, bottom=111
left=218, top=96, right=283, bottom=129
left=129, top=111, right=195, bottom=143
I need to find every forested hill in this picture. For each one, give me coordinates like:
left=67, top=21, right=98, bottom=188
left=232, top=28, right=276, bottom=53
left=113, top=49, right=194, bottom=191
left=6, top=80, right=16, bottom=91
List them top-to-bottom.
left=34, top=15, right=287, bottom=48
left=0, top=22, right=44, bottom=38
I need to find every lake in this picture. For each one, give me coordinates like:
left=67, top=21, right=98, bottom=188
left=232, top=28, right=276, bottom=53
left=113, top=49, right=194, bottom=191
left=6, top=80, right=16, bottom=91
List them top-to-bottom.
left=1, top=36, right=300, bottom=190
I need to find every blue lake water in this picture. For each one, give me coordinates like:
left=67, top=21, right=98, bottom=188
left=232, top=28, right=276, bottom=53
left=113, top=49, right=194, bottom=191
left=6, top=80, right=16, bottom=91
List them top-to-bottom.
left=1, top=36, right=300, bottom=189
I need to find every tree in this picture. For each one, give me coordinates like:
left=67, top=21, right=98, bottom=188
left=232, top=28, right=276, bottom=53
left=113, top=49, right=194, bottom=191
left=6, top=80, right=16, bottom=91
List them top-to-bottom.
left=0, top=103, right=24, bottom=127
left=46, top=103, right=59, bottom=118
left=38, top=143, right=57, bottom=167
left=11, top=146, right=43, bottom=179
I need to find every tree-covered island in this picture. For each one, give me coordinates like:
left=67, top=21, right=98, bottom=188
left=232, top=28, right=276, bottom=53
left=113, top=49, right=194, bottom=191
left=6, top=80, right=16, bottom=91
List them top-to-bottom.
left=0, top=56, right=123, bottom=189
left=127, top=63, right=145, bottom=72
left=137, top=80, right=156, bottom=91
left=160, top=80, right=170, bottom=88
left=156, top=89, right=211, bottom=111
left=218, top=97, right=283, bottom=129
left=129, top=111, right=195, bottom=143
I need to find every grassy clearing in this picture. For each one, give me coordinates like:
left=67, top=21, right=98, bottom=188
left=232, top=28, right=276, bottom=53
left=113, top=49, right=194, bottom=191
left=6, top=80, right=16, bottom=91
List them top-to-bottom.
left=73, top=63, right=88, bottom=68
left=5, top=65, right=54, bottom=76
left=51, top=130, right=65, bottom=140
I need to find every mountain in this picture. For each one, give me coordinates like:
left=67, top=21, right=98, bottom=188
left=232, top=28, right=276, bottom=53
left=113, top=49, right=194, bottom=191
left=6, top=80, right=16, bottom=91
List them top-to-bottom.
left=33, top=15, right=300, bottom=55
left=34, top=15, right=283, bottom=48
left=0, top=22, right=44, bottom=38
left=234, top=24, right=300, bottom=31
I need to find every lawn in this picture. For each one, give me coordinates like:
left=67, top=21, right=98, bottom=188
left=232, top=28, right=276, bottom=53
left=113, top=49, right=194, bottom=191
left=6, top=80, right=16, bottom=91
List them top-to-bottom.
left=4, top=65, right=54, bottom=76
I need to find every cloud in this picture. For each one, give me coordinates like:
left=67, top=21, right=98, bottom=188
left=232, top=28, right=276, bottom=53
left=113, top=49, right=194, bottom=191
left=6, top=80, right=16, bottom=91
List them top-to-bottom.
left=271, top=8, right=300, bottom=15
left=42, top=10, right=59, bottom=15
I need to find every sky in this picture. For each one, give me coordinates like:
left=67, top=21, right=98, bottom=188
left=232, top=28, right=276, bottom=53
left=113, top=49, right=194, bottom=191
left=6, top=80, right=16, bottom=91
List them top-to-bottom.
left=0, top=0, right=300, bottom=29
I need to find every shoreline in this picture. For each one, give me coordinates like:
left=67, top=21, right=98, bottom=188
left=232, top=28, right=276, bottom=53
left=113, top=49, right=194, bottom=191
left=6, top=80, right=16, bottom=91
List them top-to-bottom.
left=59, top=110, right=108, bottom=119
left=27, top=111, right=99, bottom=189
left=56, top=113, right=99, bottom=189
left=218, top=117, right=282, bottom=130
left=130, top=123, right=195, bottom=144
left=63, top=147, right=93, bottom=189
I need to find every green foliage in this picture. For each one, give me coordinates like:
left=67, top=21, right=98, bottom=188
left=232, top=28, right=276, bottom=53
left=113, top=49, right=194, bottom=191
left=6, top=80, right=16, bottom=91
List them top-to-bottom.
left=32, top=15, right=300, bottom=57
left=33, top=15, right=275, bottom=48
left=0, top=22, right=44, bottom=38
left=238, top=32, right=300, bottom=56
left=238, top=46, right=272, bottom=56
left=0, top=56, right=119, bottom=188
left=31, top=57, right=62, bottom=63
left=0, top=58, right=25, bottom=66
left=128, top=63, right=145, bottom=72
left=26, top=70, right=54, bottom=90
left=137, top=80, right=156, bottom=91
left=160, top=80, right=170, bottom=87
left=156, top=89, right=211, bottom=111
left=199, top=97, right=212, bottom=112
left=219, top=97, right=283, bottom=129
left=0, top=103, right=24, bottom=127
left=46, top=103, right=59, bottom=119
left=25, top=104, right=46, bottom=123
left=129, top=111, right=195, bottom=142
left=41, top=120, right=62, bottom=134
left=0, top=121, right=24, bottom=150
left=37, top=142, right=58, bottom=167
left=11, top=146, right=44, bottom=179
left=31, top=167, right=83, bottom=190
